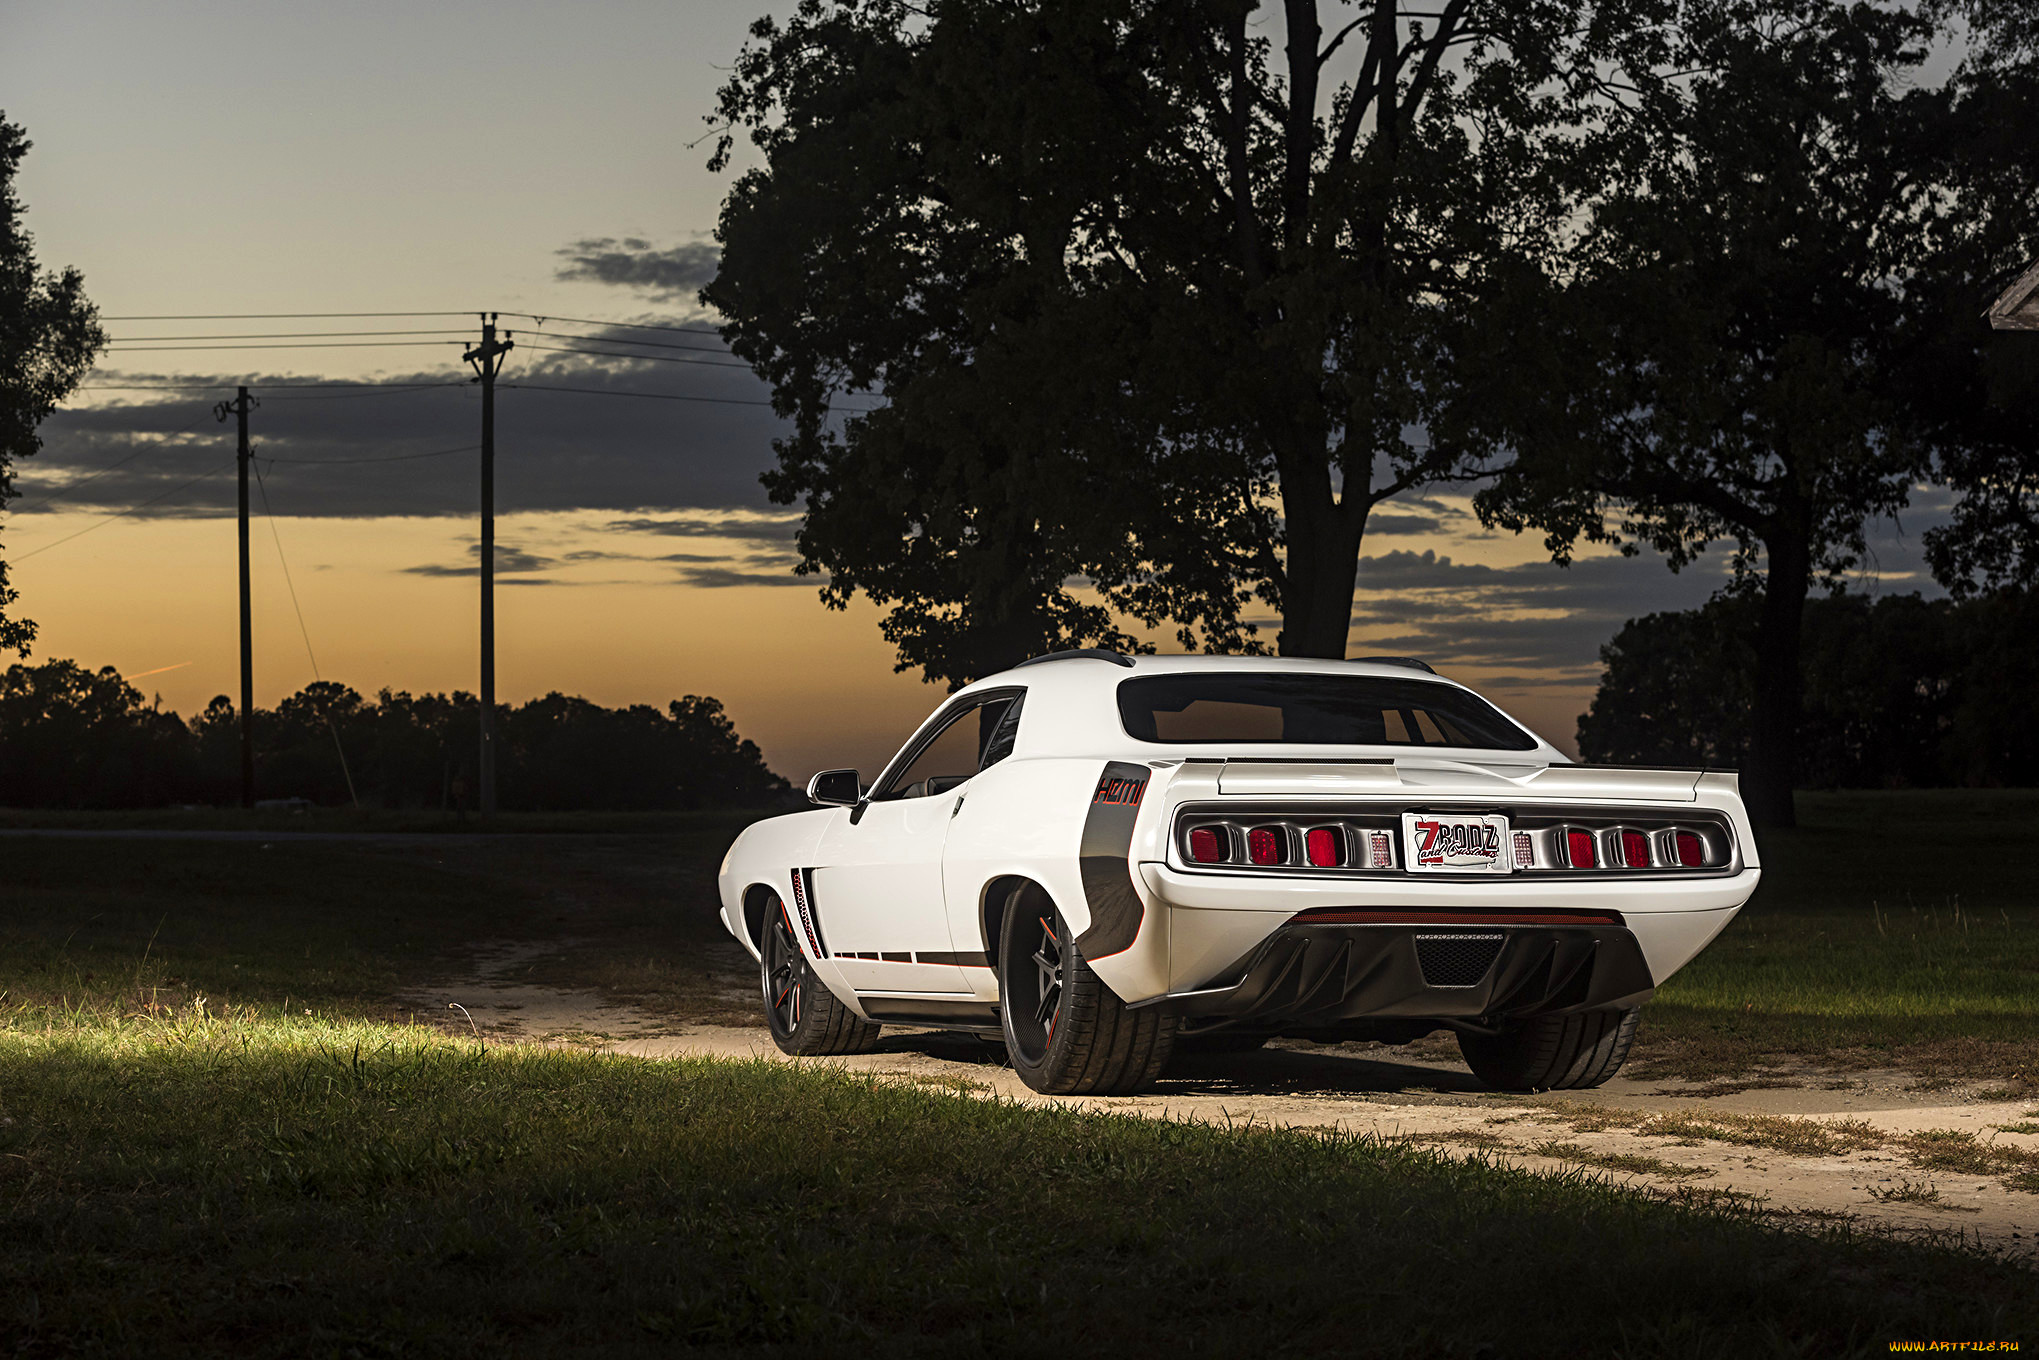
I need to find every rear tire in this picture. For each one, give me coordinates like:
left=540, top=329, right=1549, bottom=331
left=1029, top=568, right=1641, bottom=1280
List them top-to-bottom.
left=997, top=888, right=1173, bottom=1095
left=761, top=896, right=881, bottom=1056
left=1457, top=1007, right=1640, bottom=1092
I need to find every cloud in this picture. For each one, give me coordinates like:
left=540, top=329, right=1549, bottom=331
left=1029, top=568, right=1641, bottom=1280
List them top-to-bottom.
left=554, top=238, right=720, bottom=300
left=21, top=352, right=799, bottom=520
left=604, top=512, right=802, bottom=545
left=1364, top=512, right=1442, bottom=535
left=402, top=543, right=557, bottom=578
left=651, top=546, right=807, bottom=588
left=1347, top=548, right=1735, bottom=681
left=670, top=561, right=811, bottom=589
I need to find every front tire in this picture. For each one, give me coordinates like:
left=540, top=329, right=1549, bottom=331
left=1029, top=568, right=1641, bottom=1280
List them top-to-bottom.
left=997, top=889, right=1173, bottom=1095
left=761, top=897, right=881, bottom=1056
left=1457, top=1007, right=1640, bottom=1092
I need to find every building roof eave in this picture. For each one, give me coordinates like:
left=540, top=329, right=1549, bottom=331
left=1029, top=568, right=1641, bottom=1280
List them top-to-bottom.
left=1987, top=258, right=2039, bottom=332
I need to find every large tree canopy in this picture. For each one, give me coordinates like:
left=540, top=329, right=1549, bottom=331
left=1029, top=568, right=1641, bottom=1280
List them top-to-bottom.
left=706, top=0, right=1664, bottom=684
left=1475, top=0, right=1979, bottom=826
left=1911, top=4, right=2039, bottom=595
left=0, top=114, right=105, bottom=657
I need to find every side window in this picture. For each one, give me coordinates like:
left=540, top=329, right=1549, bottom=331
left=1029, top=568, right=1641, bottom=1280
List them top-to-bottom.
left=876, top=693, right=1024, bottom=799
left=977, top=694, right=1024, bottom=769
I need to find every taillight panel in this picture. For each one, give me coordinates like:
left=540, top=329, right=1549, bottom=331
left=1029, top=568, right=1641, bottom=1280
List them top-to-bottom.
left=1174, top=807, right=1733, bottom=875
left=1177, top=816, right=1399, bottom=872
left=1521, top=822, right=1727, bottom=873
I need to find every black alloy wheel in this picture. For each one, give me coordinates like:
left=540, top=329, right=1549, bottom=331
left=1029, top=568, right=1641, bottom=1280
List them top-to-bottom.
left=995, top=886, right=1174, bottom=1095
left=757, top=891, right=883, bottom=1057
left=763, top=905, right=805, bottom=1038
left=1003, top=906, right=1066, bottom=1065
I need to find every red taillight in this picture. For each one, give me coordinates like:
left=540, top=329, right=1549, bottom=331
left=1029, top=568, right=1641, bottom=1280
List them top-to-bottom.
left=1188, top=827, right=1226, bottom=863
left=1247, top=827, right=1285, bottom=866
left=1305, top=827, right=1342, bottom=867
left=1565, top=829, right=1598, bottom=869
left=1620, top=829, right=1650, bottom=868
left=1675, top=830, right=1705, bottom=867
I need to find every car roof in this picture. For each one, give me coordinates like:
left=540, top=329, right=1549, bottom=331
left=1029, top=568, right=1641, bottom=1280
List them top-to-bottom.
left=973, top=652, right=1460, bottom=687
left=931, top=653, right=1559, bottom=763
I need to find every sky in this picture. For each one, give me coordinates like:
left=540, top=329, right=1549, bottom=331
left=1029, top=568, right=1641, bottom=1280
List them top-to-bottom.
left=0, top=0, right=1951, bottom=782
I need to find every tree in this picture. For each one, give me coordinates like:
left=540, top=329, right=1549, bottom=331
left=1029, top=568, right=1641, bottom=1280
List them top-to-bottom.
left=706, top=0, right=1663, bottom=684
left=1477, top=1, right=1949, bottom=826
left=1908, top=4, right=2039, bottom=595
left=0, top=115, right=106, bottom=656
left=1580, top=589, right=2039, bottom=788
left=1576, top=595, right=1757, bottom=770
left=0, top=658, right=193, bottom=807
left=2, top=666, right=792, bottom=811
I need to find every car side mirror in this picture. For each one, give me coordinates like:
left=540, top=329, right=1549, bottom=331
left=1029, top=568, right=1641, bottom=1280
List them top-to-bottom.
left=806, top=768, right=863, bottom=807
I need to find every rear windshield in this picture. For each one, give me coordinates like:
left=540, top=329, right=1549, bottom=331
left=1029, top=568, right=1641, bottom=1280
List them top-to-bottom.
left=1116, top=673, right=1539, bottom=750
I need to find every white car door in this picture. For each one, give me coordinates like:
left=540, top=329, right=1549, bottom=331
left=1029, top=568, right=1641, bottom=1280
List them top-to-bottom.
left=812, top=695, right=1015, bottom=995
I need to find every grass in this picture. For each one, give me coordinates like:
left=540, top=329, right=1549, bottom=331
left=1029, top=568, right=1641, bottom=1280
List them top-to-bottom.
left=6, top=789, right=2038, bottom=1081
left=1636, top=790, right=2039, bottom=1082
left=1, top=800, right=2037, bottom=1352
left=0, top=805, right=782, bottom=834
left=0, top=815, right=766, bottom=1028
left=0, top=1009, right=2032, bottom=1358
left=1531, top=1099, right=2039, bottom=1196
left=1543, top=1100, right=1887, bottom=1157
left=1526, top=1141, right=1716, bottom=1181
left=1867, top=1180, right=1973, bottom=1210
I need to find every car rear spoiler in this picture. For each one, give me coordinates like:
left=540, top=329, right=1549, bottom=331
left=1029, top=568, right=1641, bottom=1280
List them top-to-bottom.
left=1207, top=759, right=1719, bottom=804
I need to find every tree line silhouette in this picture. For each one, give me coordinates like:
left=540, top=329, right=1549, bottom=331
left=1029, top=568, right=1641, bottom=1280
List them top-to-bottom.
left=705, top=0, right=2039, bottom=827
left=1580, top=588, right=2039, bottom=789
left=0, top=658, right=790, bottom=810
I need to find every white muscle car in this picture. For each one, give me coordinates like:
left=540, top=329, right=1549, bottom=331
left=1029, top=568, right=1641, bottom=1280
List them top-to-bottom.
left=717, top=652, right=1758, bottom=1095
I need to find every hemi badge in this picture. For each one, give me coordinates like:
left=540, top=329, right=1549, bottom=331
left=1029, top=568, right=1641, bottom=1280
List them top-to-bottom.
left=1093, top=773, right=1147, bottom=806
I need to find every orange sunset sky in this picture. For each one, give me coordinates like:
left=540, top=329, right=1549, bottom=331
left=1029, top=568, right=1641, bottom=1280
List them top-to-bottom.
left=1, top=1, right=1945, bottom=782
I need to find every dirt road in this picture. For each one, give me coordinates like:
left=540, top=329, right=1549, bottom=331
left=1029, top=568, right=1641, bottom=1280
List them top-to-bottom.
left=408, top=942, right=2039, bottom=1259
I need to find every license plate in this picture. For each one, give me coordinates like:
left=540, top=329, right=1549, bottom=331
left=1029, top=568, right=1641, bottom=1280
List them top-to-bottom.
left=1402, top=812, right=1513, bottom=874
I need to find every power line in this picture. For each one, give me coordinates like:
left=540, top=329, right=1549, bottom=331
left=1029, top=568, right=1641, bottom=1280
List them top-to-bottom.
left=98, top=310, right=729, bottom=337
left=102, top=311, right=479, bottom=320
left=503, top=311, right=724, bottom=336
left=526, top=326, right=730, bottom=353
left=112, top=329, right=473, bottom=341
left=104, top=340, right=464, bottom=352
left=521, top=342, right=754, bottom=369
left=499, top=380, right=780, bottom=407
left=500, top=380, right=881, bottom=412
left=73, top=381, right=466, bottom=391
left=258, top=384, right=474, bottom=401
left=260, top=443, right=479, bottom=466
left=11, top=459, right=236, bottom=561
left=251, top=461, right=361, bottom=808
left=249, top=463, right=324, bottom=678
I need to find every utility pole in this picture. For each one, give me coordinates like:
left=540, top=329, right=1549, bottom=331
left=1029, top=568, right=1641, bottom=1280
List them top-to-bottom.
left=462, top=315, right=513, bottom=817
left=214, top=386, right=258, bottom=808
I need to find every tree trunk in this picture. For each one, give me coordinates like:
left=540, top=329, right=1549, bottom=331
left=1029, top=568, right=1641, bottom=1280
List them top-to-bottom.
left=1278, top=491, right=1364, bottom=658
left=1746, top=532, right=1810, bottom=829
